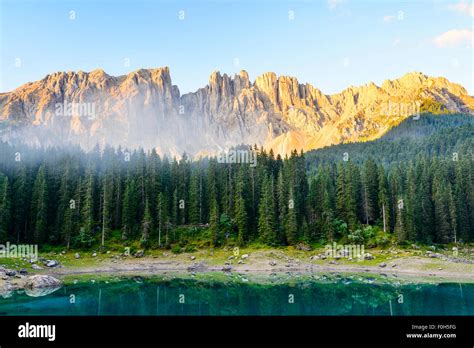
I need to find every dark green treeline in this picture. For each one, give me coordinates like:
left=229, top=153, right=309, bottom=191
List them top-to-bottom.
left=0, top=141, right=472, bottom=249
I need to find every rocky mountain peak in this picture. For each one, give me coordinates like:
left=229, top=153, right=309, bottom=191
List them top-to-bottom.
left=0, top=67, right=472, bottom=157
left=254, top=72, right=278, bottom=103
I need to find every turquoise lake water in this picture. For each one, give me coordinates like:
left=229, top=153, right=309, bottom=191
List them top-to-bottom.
left=0, top=274, right=473, bottom=316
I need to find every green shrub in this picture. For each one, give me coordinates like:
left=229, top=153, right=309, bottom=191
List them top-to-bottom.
left=171, top=244, right=182, bottom=254
left=184, top=244, right=197, bottom=253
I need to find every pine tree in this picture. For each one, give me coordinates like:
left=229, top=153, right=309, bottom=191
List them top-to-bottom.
left=146, top=149, right=160, bottom=232
left=363, top=157, right=379, bottom=223
left=454, top=160, right=472, bottom=242
left=56, top=161, right=73, bottom=245
left=345, top=162, right=359, bottom=229
left=335, top=163, right=346, bottom=221
left=419, top=163, right=434, bottom=243
left=351, top=164, right=364, bottom=224
left=12, top=165, right=29, bottom=243
left=30, top=165, right=49, bottom=244
left=405, top=165, right=417, bottom=241
left=377, top=166, right=391, bottom=233
left=79, top=167, right=95, bottom=246
left=234, top=167, right=247, bottom=246
left=432, top=167, right=451, bottom=243
left=101, top=170, right=114, bottom=247
left=189, top=170, right=201, bottom=224
left=277, top=170, right=288, bottom=242
left=61, top=172, right=81, bottom=250
left=0, top=174, right=11, bottom=242
left=258, top=175, right=277, bottom=244
left=122, top=177, right=137, bottom=240
left=447, top=184, right=457, bottom=243
left=172, top=188, right=179, bottom=226
left=286, top=188, right=298, bottom=245
left=322, top=189, right=335, bottom=241
left=156, top=191, right=168, bottom=247
left=394, top=197, right=406, bottom=242
left=141, top=198, right=152, bottom=243
left=209, top=198, right=219, bottom=247
left=302, top=217, right=310, bottom=241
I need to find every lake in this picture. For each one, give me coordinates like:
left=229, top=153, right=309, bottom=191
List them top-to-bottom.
left=0, top=273, right=473, bottom=316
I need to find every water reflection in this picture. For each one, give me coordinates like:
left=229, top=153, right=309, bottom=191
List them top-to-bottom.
left=0, top=276, right=472, bottom=316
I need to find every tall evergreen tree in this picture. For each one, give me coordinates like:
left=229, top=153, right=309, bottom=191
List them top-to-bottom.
left=363, top=157, right=379, bottom=224
left=12, top=165, right=29, bottom=243
left=30, top=165, right=49, bottom=244
left=377, top=166, right=391, bottom=232
left=234, top=167, right=248, bottom=246
left=189, top=169, right=201, bottom=224
left=101, top=170, right=114, bottom=247
left=0, top=174, right=11, bottom=242
left=258, top=175, right=277, bottom=244
left=122, top=177, right=137, bottom=240
left=286, top=188, right=298, bottom=244
left=156, top=191, right=168, bottom=247
left=209, top=197, right=219, bottom=247
left=141, top=198, right=152, bottom=243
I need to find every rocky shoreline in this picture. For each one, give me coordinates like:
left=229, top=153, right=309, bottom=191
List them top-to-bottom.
left=2, top=247, right=474, bottom=298
left=1, top=268, right=62, bottom=298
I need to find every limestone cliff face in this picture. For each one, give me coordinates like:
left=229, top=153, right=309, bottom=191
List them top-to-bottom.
left=0, top=68, right=472, bottom=157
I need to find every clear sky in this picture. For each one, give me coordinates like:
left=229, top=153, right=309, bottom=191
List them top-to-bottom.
left=0, top=0, right=473, bottom=94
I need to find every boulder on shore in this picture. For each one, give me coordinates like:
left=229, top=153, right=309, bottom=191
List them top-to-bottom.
left=134, top=250, right=144, bottom=258
left=44, top=260, right=59, bottom=268
left=24, top=275, right=62, bottom=296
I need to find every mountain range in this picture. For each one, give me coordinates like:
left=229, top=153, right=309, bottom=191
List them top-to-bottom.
left=0, top=67, right=473, bottom=157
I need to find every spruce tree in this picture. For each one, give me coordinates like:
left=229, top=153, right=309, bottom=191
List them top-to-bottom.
left=363, top=157, right=379, bottom=223
left=12, top=165, right=28, bottom=243
left=30, top=165, right=49, bottom=244
left=377, top=166, right=391, bottom=233
left=79, top=167, right=95, bottom=246
left=234, top=167, right=247, bottom=246
left=101, top=170, right=114, bottom=247
left=189, top=170, right=201, bottom=224
left=277, top=170, right=288, bottom=242
left=0, top=174, right=11, bottom=242
left=258, top=175, right=277, bottom=244
left=122, top=177, right=137, bottom=240
left=286, top=188, right=298, bottom=245
left=156, top=191, right=168, bottom=247
left=395, top=197, right=406, bottom=242
left=141, top=198, right=152, bottom=243
left=209, top=198, right=219, bottom=247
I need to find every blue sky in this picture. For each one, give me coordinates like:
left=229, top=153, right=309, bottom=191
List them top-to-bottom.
left=1, top=0, right=473, bottom=94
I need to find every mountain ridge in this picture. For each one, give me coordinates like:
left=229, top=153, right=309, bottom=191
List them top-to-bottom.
left=1, top=67, right=473, bottom=157
left=306, top=113, right=474, bottom=166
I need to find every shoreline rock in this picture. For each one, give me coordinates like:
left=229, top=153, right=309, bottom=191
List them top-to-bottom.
left=24, top=275, right=62, bottom=289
